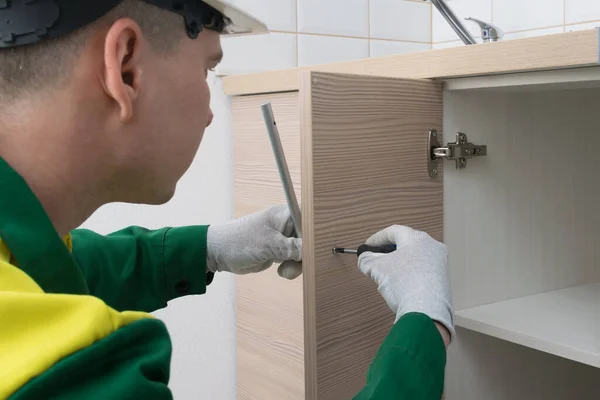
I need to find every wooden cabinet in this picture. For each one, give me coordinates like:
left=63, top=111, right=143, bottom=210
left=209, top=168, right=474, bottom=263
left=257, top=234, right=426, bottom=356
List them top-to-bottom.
left=227, top=31, right=600, bottom=400
left=233, top=73, right=443, bottom=399
left=233, top=92, right=305, bottom=399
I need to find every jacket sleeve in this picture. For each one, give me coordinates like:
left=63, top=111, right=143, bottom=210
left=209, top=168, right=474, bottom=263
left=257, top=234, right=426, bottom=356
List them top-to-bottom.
left=70, top=226, right=214, bottom=313
left=353, top=312, right=447, bottom=400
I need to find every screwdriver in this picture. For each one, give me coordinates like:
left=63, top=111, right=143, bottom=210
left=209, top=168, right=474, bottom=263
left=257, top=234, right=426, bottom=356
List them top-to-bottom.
left=332, top=244, right=397, bottom=257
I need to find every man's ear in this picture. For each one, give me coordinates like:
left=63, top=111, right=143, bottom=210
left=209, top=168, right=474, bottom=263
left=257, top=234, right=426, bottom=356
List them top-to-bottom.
left=103, top=18, right=144, bottom=122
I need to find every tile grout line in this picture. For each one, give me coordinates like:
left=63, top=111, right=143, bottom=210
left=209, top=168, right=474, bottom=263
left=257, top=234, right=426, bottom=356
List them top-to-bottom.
left=295, top=0, right=299, bottom=67
left=368, top=0, right=371, bottom=57
left=430, top=0, right=433, bottom=49
left=563, top=0, right=566, bottom=32
left=565, top=18, right=600, bottom=26
left=433, top=22, right=581, bottom=44
left=506, top=22, right=577, bottom=34
left=272, top=30, right=431, bottom=44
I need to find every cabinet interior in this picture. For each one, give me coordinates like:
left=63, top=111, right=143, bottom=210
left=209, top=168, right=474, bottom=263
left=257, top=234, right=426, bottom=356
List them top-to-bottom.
left=444, top=86, right=600, bottom=399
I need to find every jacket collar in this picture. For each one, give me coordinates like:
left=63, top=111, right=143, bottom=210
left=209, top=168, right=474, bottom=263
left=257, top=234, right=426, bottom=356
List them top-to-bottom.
left=0, top=156, right=88, bottom=295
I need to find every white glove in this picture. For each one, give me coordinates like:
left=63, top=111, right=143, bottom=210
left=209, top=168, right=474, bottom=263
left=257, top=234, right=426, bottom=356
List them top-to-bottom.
left=206, top=205, right=303, bottom=279
left=357, top=225, right=455, bottom=340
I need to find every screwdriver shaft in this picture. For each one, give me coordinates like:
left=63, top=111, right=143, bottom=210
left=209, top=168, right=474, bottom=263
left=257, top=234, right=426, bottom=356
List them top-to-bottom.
left=332, top=244, right=397, bottom=257
left=332, top=247, right=358, bottom=254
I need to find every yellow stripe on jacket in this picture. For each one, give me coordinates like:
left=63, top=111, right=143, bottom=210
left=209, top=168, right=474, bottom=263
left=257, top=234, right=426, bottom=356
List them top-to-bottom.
left=0, top=240, right=153, bottom=399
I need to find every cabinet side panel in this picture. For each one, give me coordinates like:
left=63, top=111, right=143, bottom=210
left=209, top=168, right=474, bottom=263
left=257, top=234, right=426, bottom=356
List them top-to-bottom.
left=302, top=72, right=443, bottom=400
left=232, top=92, right=305, bottom=400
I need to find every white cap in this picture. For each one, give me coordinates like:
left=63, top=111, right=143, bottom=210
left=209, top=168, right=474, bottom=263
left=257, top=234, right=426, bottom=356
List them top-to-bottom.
left=203, top=0, right=268, bottom=35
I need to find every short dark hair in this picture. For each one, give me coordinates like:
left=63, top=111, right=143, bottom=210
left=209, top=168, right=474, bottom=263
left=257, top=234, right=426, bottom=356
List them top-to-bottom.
left=0, top=0, right=198, bottom=102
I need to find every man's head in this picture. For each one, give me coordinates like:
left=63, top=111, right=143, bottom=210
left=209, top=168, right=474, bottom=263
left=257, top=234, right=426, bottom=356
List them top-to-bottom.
left=0, top=1, right=263, bottom=213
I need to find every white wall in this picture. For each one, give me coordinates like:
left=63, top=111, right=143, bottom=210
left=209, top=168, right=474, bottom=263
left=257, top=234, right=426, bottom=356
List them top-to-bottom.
left=218, top=0, right=433, bottom=76
left=432, top=0, right=600, bottom=49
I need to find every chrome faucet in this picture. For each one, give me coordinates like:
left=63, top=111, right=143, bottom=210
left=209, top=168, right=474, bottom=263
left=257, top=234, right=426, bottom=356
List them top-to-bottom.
left=428, top=0, right=504, bottom=45
left=465, top=17, right=504, bottom=42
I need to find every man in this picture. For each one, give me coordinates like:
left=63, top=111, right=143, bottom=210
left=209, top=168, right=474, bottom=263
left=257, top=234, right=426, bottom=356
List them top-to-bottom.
left=0, top=1, right=454, bottom=399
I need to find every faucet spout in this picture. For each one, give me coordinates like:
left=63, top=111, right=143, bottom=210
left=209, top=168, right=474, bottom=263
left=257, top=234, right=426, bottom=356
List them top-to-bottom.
left=429, top=0, right=477, bottom=45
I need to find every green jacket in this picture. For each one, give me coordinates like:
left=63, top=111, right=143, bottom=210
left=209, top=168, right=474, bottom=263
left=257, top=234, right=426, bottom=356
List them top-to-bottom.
left=0, top=156, right=446, bottom=399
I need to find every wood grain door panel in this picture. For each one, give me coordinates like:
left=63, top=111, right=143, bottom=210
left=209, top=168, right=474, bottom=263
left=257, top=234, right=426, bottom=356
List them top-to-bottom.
left=300, top=71, right=444, bottom=399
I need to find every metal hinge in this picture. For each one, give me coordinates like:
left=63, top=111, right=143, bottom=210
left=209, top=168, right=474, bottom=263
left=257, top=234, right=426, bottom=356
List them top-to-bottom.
left=428, top=130, right=487, bottom=178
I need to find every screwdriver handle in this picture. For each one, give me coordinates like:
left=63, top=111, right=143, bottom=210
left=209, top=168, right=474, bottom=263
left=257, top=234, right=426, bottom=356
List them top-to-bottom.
left=356, top=244, right=397, bottom=257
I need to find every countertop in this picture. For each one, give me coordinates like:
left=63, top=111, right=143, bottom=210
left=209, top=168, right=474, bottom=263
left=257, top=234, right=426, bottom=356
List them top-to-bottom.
left=222, top=29, right=600, bottom=96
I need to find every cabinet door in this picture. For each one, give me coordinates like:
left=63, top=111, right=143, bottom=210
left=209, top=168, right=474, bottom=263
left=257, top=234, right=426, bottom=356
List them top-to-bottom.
left=300, top=71, right=443, bottom=399
left=232, top=92, right=305, bottom=400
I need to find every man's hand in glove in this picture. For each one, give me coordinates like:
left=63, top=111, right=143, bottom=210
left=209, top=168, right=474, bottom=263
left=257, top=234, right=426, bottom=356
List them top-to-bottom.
left=207, top=205, right=302, bottom=280
left=358, top=225, right=454, bottom=345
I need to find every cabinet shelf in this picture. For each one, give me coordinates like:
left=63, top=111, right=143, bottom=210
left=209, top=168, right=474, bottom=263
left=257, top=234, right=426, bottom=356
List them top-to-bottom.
left=455, top=282, right=600, bottom=368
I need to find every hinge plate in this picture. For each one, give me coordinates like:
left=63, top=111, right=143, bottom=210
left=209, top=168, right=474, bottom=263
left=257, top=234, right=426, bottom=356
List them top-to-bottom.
left=428, top=130, right=487, bottom=178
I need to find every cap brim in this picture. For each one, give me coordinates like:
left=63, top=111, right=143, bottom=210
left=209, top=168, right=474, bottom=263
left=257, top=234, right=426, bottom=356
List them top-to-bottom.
left=203, top=0, right=268, bottom=35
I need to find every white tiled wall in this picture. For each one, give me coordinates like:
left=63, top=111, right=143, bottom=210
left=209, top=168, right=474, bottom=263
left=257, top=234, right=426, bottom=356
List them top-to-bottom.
left=219, top=0, right=432, bottom=75
left=220, top=0, right=600, bottom=73
left=228, top=0, right=297, bottom=31
left=298, top=0, right=370, bottom=37
left=370, top=0, right=431, bottom=42
left=432, top=0, right=491, bottom=43
left=433, top=0, right=600, bottom=48
left=495, top=0, right=563, bottom=32
left=566, top=0, right=600, bottom=25
left=567, top=21, right=600, bottom=32
left=503, top=26, right=564, bottom=41
left=220, top=32, right=297, bottom=74
left=298, top=35, right=369, bottom=66
left=370, top=39, right=431, bottom=57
